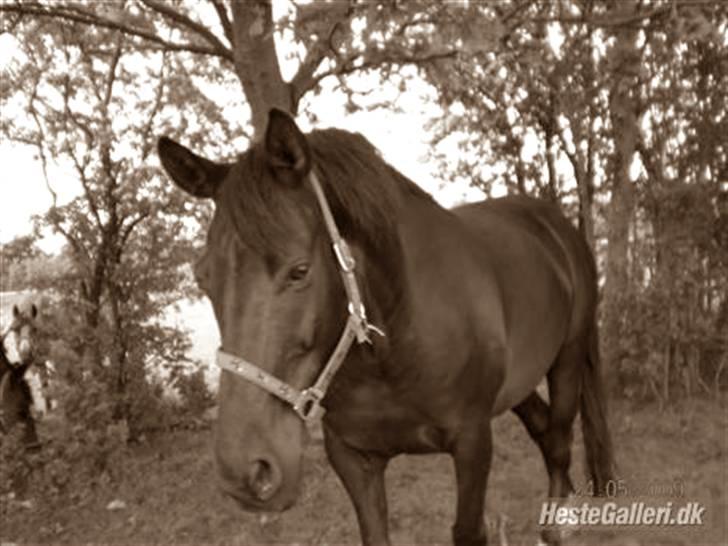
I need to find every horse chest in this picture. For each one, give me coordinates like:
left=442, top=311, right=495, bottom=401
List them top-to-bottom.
left=325, top=383, right=452, bottom=455
left=332, top=414, right=448, bottom=455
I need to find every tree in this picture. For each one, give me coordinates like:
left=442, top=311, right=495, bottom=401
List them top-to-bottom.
left=599, top=0, right=642, bottom=391
left=621, top=1, right=728, bottom=400
left=1, top=17, right=226, bottom=425
left=1, top=234, right=43, bottom=291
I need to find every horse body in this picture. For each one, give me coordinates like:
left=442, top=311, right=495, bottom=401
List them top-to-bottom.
left=158, top=109, right=614, bottom=545
left=327, top=195, right=585, bottom=446
left=1, top=304, right=41, bottom=447
left=0, top=343, right=37, bottom=446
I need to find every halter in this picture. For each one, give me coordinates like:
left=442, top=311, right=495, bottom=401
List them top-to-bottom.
left=216, top=171, right=385, bottom=423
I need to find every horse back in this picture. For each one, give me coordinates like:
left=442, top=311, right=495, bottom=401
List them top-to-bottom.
left=454, top=195, right=597, bottom=329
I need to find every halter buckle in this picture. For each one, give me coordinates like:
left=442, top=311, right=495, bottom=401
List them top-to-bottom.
left=333, top=241, right=356, bottom=272
left=347, top=302, right=386, bottom=344
left=293, top=387, right=326, bottom=422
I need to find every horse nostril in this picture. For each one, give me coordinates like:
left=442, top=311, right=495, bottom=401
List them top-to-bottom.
left=247, top=458, right=281, bottom=501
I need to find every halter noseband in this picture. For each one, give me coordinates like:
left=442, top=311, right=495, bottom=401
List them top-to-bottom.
left=216, top=171, right=385, bottom=423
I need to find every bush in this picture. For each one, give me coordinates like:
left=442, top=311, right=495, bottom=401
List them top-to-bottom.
left=1, top=292, right=215, bottom=506
left=173, top=366, right=216, bottom=418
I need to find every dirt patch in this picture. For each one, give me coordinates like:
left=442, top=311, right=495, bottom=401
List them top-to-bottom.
left=2, top=398, right=726, bottom=545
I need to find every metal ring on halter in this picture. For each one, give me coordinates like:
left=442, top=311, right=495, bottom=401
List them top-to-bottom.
left=293, top=387, right=326, bottom=422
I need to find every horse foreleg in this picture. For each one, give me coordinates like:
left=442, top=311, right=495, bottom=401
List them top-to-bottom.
left=451, top=418, right=493, bottom=546
left=324, top=427, right=390, bottom=546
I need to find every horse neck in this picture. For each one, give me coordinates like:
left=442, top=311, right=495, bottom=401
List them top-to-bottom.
left=362, top=190, right=462, bottom=353
left=0, top=342, right=11, bottom=378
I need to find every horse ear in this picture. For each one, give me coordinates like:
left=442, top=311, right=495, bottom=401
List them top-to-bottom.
left=264, top=108, right=311, bottom=182
left=157, top=137, right=231, bottom=198
left=31, top=304, right=38, bottom=319
left=13, top=305, right=19, bottom=318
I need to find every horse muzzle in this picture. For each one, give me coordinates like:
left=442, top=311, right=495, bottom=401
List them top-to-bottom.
left=18, top=339, right=33, bottom=364
left=218, top=455, right=298, bottom=513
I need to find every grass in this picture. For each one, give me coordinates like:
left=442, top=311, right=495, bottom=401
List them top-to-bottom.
left=2, top=397, right=726, bottom=545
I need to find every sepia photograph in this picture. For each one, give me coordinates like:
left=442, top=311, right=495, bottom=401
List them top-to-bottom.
left=0, top=1, right=726, bottom=545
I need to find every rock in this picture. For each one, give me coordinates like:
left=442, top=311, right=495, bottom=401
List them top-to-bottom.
left=106, top=499, right=127, bottom=511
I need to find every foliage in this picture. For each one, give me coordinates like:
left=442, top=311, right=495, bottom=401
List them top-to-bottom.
left=1, top=234, right=40, bottom=264
left=0, top=235, right=45, bottom=292
left=32, top=290, right=212, bottom=425
left=173, top=366, right=216, bottom=418
left=0, top=372, right=130, bottom=504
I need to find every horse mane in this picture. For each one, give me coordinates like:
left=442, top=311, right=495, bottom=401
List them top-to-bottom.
left=217, top=127, right=435, bottom=258
left=308, top=129, right=434, bottom=253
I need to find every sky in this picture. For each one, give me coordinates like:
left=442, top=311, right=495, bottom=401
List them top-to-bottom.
left=0, top=5, right=488, bottom=253
left=0, top=107, right=486, bottom=252
left=0, top=144, right=52, bottom=243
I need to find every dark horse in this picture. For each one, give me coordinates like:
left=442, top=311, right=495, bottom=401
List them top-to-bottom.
left=158, top=109, right=614, bottom=545
left=1, top=304, right=39, bottom=447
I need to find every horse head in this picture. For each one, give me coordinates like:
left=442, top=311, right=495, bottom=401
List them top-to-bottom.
left=159, top=110, right=403, bottom=511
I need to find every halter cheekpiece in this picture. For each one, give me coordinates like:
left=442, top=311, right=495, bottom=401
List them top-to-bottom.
left=216, top=171, right=385, bottom=422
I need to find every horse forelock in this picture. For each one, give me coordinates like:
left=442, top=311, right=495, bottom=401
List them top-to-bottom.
left=215, top=128, right=432, bottom=256
left=213, top=147, right=302, bottom=257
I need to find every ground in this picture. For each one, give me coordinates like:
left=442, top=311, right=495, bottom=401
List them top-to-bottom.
left=1, top=397, right=726, bottom=545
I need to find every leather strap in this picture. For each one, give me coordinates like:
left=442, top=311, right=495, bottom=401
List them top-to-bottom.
left=214, top=170, right=385, bottom=422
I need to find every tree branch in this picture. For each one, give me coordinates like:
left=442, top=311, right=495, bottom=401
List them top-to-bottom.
left=139, top=0, right=233, bottom=60
left=208, top=0, right=234, bottom=47
left=527, top=0, right=716, bottom=28
left=0, top=2, right=228, bottom=59
left=290, top=4, right=352, bottom=105
left=103, top=33, right=124, bottom=108
left=314, top=47, right=458, bottom=88
left=139, top=52, right=168, bottom=161
left=55, top=62, right=105, bottom=229
left=25, top=102, right=91, bottom=264
left=120, top=211, right=150, bottom=250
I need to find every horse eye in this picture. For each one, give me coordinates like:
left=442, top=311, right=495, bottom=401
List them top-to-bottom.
left=288, top=263, right=310, bottom=283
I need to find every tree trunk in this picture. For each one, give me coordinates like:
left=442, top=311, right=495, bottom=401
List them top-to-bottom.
left=230, top=0, right=292, bottom=136
left=601, top=0, right=640, bottom=393
left=574, top=153, right=596, bottom=251
left=80, top=274, right=104, bottom=372
left=107, top=280, right=127, bottom=395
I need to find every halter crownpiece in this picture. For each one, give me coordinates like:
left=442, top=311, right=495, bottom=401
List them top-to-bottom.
left=216, top=170, right=385, bottom=422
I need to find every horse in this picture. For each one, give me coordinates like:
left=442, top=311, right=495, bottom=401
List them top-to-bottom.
left=158, top=109, right=615, bottom=546
left=1, top=303, right=42, bottom=448
left=5, top=303, right=41, bottom=366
